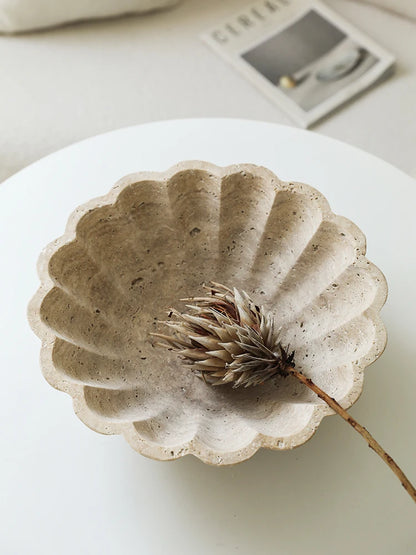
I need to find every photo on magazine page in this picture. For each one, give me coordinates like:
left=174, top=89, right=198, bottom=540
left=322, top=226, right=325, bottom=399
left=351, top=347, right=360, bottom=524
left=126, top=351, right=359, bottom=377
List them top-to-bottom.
left=242, top=9, right=379, bottom=112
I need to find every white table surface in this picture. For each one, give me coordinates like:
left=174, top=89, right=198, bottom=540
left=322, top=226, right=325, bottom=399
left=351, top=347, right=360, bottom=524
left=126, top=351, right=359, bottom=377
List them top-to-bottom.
left=0, top=0, right=416, bottom=185
left=1, top=118, right=415, bottom=555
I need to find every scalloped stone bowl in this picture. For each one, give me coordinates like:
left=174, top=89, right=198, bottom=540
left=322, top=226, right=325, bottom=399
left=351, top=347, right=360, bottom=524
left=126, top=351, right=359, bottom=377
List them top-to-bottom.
left=28, top=162, right=387, bottom=465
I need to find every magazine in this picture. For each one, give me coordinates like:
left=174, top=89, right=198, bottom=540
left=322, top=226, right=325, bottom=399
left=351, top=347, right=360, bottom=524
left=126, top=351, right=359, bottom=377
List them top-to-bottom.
left=201, top=0, right=395, bottom=127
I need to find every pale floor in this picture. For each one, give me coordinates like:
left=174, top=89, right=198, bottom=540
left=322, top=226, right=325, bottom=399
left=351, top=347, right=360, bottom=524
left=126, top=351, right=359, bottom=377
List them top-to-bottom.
left=0, top=0, right=415, bottom=183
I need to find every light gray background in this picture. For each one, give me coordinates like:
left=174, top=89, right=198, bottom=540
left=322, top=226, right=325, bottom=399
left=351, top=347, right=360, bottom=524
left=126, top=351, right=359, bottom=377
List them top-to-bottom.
left=0, top=0, right=415, bottom=183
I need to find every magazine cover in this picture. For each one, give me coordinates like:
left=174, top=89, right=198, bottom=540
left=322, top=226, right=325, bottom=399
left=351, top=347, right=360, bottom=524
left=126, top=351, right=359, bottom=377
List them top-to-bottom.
left=201, top=0, right=395, bottom=127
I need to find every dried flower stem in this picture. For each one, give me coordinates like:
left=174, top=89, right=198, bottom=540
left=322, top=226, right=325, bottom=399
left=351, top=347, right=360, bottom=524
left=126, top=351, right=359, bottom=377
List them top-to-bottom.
left=289, top=366, right=416, bottom=504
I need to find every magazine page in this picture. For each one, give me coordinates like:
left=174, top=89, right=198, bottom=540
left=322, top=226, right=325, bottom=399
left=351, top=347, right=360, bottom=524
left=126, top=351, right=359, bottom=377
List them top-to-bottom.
left=201, top=0, right=395, bottom=127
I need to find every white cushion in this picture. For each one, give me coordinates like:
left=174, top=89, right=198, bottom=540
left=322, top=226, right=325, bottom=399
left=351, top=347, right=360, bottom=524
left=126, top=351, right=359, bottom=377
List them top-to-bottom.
left=0, top=0, right=179, bottom=33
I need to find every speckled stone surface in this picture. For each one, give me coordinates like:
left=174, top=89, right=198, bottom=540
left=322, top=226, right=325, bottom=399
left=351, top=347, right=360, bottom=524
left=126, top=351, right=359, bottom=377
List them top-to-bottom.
left=28, top=161, right=387, bottom=465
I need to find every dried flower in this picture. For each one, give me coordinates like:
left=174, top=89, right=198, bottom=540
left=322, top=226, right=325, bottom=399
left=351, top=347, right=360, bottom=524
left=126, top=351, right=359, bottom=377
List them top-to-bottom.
left=152, top=282, right=294, bottom=387
left=153, top=282, right=416, bottom=504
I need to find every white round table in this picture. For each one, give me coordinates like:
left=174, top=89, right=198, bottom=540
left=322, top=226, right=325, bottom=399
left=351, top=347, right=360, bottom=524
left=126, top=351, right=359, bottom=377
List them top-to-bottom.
left=1, top=119, right=415, bottom=554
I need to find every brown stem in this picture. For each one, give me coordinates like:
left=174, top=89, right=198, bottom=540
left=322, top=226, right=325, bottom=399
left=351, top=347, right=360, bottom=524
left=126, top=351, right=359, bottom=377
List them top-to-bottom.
left=288, top=367, right=416, bottom=504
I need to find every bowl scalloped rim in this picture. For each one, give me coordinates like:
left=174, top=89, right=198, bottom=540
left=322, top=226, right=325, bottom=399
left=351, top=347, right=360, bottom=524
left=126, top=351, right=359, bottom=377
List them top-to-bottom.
left=28, top=161, right=388, bottom=465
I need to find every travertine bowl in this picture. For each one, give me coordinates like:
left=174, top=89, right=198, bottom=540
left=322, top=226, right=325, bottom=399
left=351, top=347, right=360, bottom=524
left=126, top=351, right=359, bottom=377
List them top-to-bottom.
left=28, top=162, right=387, bottom=465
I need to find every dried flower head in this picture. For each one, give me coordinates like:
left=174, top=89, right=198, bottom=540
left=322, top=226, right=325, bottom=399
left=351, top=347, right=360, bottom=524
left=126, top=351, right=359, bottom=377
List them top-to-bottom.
left=152, top=282, right=294, bottom=388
